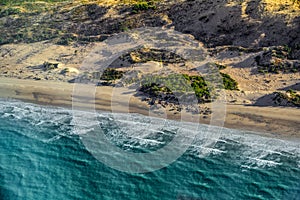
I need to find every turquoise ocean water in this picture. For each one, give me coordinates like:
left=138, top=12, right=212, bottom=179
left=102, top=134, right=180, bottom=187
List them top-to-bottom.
left=0, top=99, right=300, bottom=199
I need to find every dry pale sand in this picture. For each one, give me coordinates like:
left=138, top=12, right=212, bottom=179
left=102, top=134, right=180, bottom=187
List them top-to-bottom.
left=0, top=77, right=299, bottom=139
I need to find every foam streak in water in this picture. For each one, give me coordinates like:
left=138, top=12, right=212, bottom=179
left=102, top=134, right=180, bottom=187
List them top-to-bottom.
left=0, top=99, right=300, bottom=169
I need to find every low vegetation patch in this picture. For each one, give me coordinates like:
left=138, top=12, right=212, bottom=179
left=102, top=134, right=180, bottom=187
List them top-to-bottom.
left=0, top=0, right=66, bottom=6
left=132, top=0, right=156, bottom=13
left=0, top=7, right=21, bottom=17
left=56, top=34, right=77, bottom=46
left=256, top=47, right=300, bottom=74
left=127, top=48, right=185, bottom=64
left=257, top=60, right=299, bottom=74
left=72, top=68, right=125, bottom=85
left=100, top=68, right=124, bottom=81
left=139, top=71, right=239, bottom=104
left=221, top=73, right=239, bottom=90
left=139, top=74, right=212, bottom=103
left=286, top=89, right=300, bottom=106
left=273, top=90, right=300, bottom=107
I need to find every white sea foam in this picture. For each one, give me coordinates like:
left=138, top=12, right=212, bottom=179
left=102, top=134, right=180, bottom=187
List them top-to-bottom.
left=1, top=98, right=300, bottom=168
left=248, top=157, right=282, bottom=167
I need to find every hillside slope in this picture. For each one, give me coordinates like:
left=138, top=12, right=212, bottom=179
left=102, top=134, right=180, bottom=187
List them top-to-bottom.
left=0, top=0, right=299, bottom=107
left=0, top=0, right=299, bottom=47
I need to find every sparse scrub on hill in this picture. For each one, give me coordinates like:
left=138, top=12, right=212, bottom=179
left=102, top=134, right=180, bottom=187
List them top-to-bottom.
left=0, top=0, right=66, bottom=6
left=132, top=0, right=156, bottom=13
left=0, top=7, right=20, bottom=17
left=56, top=34, right=77, bottom=45
left=256, top=47, right=300, bottom=74
left=127, top=48, right=185, bottom=64
left=257, top=60, right=299, bottom=74
left=287, top=89, right=300, bottom=106
left=274, top=90, right=300, bottom=107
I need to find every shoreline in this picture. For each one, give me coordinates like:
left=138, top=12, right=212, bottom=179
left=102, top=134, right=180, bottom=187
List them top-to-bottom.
left=0, top=77, right=299, bottom=140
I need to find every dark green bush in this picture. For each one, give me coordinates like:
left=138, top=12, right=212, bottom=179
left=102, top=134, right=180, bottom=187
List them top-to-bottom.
left=100, top=68, right=124, bottom=81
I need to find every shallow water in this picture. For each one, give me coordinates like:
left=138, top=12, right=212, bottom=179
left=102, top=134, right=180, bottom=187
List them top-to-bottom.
left=0, top=99, right=300, bottom=199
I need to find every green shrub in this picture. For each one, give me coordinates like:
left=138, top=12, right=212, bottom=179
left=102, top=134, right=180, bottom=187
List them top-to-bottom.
left=132, top=1, right=156, bottom=13
left=100, top=68, right=124, bottom=81
left=140, top=72, right=239, bottom=103
left=220, top=73, right=239, bottom=90
left=140, top=74, right=211, bottom=103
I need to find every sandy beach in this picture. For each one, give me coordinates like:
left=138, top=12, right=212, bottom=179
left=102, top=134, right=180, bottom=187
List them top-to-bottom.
left=0, top=0, right=299, bottom=140
left=0, top=77, right=299, bottom=139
